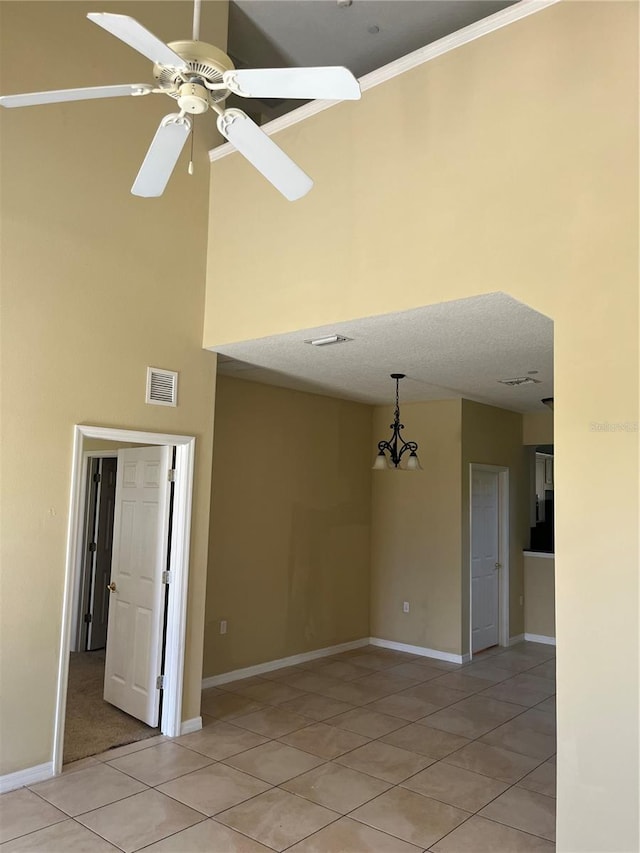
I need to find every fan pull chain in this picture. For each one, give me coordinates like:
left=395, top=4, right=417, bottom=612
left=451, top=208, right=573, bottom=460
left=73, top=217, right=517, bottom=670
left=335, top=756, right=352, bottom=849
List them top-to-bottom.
left=188, top=125, right=194, bottom=175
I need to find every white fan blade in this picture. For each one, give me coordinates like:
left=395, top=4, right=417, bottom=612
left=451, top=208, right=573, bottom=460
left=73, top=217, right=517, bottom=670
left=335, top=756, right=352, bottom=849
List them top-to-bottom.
left=87, top=13, right=187, bottom=69
left=223, top=67, right=361, bottom=101
left=0, top=83, right=153, bottom=109
left=216, top=109, right=313, bottom=201
left=132, top=114, right=192, bottom=198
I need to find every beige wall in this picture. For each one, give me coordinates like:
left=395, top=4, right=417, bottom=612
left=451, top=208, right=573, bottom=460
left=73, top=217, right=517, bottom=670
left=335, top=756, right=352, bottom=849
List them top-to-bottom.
left=0, top=1, right=228, bottom=776
left=204, top=4, right=639, bottom=849
left=204, top=376, right=372, bottom=675
left=370, top=400, right=463, bottom=654
left=461, top=400, right=528, bottom=647
left=523, top=410, right=554, bottom=445
left=524, top=556, right=556, bottom=639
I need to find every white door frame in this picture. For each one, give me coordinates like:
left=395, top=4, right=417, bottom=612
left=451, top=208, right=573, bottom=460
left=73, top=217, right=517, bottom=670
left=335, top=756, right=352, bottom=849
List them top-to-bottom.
left=53, top=425, right=196, bottom=775
left=469, top=463, right=509, bottom=657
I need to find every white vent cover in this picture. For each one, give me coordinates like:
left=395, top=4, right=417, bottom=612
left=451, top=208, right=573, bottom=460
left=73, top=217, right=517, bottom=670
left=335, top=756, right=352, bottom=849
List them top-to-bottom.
left=146, top=367, right=178, bottom=406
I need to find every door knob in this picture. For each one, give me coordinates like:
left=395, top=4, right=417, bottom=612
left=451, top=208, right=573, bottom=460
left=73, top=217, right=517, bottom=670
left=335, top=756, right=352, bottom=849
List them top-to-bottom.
left=494, top=562, right=502, bottom=570
left=107, top=581, right=117, bottom=592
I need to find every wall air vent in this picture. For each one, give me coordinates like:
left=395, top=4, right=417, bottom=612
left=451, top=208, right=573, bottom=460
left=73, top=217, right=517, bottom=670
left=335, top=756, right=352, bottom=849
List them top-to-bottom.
left=146, top=367, right=178, bottom=406
left=498, top=376, right=541, bottom=386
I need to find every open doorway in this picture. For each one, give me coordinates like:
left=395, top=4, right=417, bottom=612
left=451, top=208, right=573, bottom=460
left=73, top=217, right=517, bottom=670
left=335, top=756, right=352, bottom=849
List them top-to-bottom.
left=54, top=426, right=196, bottom=775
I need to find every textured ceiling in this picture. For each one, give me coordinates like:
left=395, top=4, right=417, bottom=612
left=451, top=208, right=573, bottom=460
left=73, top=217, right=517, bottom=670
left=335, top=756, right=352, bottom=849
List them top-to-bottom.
left=227, top=0, right=515, bottom=120
left=212, top=293, right=554, bottom=412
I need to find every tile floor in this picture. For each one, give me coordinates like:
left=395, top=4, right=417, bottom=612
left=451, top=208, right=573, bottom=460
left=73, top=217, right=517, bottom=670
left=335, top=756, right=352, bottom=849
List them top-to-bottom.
left=0, top=642, right=556, bottom=852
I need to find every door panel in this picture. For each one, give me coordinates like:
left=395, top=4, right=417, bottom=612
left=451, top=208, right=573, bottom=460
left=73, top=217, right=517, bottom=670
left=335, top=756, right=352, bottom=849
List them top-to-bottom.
left=104, top=445, right=172, bottom=726
left=471, top=469, right=500, bottom=653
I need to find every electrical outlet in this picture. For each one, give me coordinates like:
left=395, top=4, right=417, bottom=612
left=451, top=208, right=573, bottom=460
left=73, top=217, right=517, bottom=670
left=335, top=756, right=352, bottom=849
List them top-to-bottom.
left=403, top=601, right=410, bottom=613
left=220, top=619, right=227, bottom=634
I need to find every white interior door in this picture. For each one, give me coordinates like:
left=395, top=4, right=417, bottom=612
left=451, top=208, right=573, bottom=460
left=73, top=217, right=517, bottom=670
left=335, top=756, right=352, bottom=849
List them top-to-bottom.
left=104, top=445, right=172, bottom=725
left=471, top=469, right=500, bottom=653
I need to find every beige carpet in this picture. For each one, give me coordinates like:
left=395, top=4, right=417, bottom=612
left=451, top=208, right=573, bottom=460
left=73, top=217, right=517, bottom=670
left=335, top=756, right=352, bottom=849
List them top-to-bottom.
left=63, top=650, right=157, bottom=763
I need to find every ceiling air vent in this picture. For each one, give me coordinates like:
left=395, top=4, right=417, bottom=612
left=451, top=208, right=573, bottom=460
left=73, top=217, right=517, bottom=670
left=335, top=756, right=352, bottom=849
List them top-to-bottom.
left=146, top=367, right=178, bottom=406
left=498, top=376, right=541, bottom=386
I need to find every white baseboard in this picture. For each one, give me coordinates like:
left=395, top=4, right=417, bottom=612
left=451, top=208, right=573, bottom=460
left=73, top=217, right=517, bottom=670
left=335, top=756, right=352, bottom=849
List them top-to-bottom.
left=524, top=633, right=556, bottom=646
left=509, top=634, right=525, bottom=646
left=369, top=637, right=468, bottom=665
left=202, top=638, right=369, bottom=688
left=180, top=717, right=203, bottom=735
left=0, top=762, right=54, bottom=793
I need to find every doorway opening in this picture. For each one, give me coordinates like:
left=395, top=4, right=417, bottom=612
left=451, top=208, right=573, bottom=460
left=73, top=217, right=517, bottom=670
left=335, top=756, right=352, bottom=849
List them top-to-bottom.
left=54, top=426, right=196, bottom=775
left=469, top=463, right=510, bottom=658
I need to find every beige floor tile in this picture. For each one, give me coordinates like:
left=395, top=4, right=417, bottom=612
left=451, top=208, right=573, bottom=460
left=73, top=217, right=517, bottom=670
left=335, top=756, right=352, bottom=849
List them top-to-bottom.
left=347, top=654, right=398, bottom=671
left=482, top=655, right=538, bottom=673
left=315, top=661, right=372, bottom=681
left=527, top=661, right=556, bottom=680
left=385, top=662, right=444, bottom=682
left=458, top=664, right=514, bottom=683
left=260, top=665, right=306, bottom=681
left=355, top=672, right=421, bottom=694
left=286, top=673, right=345, bottom=695
left=430, top=673, right=497, bottom=695
left=482, top=675, right=555, bottom=707
left=219, top=677, right=266, bottom=692
left=232, top=680, right=305, bottom=706
left=319, top=681, right=391, bottom=705
left=401, top=684, right=469, bottom=710
left=201, top=692, right=265, bottom=721
left=279, top=692, right=355, bottom=721
left=368, top=692, right=441, bottom=721
left=423, top=695, right=526, bottom=738
left=535, top=696, right=556, bottom=715
left=230, top=706, right=310, bottom=738
left=327, top=707, right=407, bottom=738
left=518, top=708, right=556, bottom=734
left=480, top=720, right=556, bottom=760
left=175, top=721, right=267, bottom=760
left=279, top=721, right=369, bottom=759
left=381, top=723, right=470, bottom=759
left=92, top=735, right=167, bottom=762
left=223, top=740, right=325, bottom=784
left=335, top=740, right=435, bottom=783
left=444, top=741, right=539, bottom=784
left=106, top=742, right=213, bottom=786
left=61, top=757, right=100, bottom=775
left=401, top=761, right=510, bottom=811
left=517, top=761, right=556, bottom=798
left=157, top=762, right=271, bottom=815
left=281, top=762, right=391, bottom=813
left=29, top=763, right=146, bottom=817
left=350, top=786, right=469, bottom=848
left=479, top=786, right=556, bottom=841
left=216, top=787, right=337, bottom=852
left=0, top=789, right=66, bottom=843
left=76, top=789, right=204, bottom=853
left=431, top=814, right=555, bottom=852
left=287, top=816, right=423, bottom=852
left=1, top=818, right=120, bottom=851
left=140, top=818, right=273, bottom=851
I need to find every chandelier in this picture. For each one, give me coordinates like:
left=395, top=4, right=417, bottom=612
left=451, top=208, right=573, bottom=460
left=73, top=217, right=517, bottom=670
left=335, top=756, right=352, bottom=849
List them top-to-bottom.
left=373, top=374, right=422, bottom=470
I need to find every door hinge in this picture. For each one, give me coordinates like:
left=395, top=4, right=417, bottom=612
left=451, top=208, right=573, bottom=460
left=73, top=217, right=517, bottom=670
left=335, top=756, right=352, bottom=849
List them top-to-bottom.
left=168, top=469, right=176, bottom=482
left=93, top=472, right=102, bottom=483
left=88, top=542, right=97, bottom=552
left=162, top=570, right=171, bottom=584
left=83, top=613, right=92, bottom=624
left=156, top=675, right=165, bottom=690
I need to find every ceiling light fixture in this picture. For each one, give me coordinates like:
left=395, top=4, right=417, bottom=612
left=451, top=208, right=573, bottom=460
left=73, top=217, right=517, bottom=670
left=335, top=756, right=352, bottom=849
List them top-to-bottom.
left=306, top=334, right=351, bottom=347
left=373, top=374, right=422, bottom=470
left=541, top=397, right=554, bottom=410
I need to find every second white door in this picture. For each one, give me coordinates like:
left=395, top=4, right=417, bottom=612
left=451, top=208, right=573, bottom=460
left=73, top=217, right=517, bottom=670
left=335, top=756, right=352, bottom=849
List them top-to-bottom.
left=104, top=444, right=172, bottom=726
left=471, top=469, right=500, bottom=653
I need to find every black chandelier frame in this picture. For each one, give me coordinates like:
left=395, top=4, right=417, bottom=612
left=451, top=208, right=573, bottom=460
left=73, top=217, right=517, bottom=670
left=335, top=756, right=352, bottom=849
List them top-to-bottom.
left=376, top=373, right=419, bottom=468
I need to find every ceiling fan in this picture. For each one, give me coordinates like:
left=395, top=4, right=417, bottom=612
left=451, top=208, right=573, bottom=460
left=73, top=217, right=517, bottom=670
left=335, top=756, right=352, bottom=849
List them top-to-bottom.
left=0, top=1, right=361, bottom=200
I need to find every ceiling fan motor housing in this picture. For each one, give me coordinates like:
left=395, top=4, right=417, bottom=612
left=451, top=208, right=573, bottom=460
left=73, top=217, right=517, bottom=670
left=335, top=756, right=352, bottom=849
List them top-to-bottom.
left=153, top=40, right=235, bottom=105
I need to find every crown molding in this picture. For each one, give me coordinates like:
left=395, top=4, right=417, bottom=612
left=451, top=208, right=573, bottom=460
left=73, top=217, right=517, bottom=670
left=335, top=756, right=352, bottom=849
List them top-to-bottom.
left=209, top=0, right=561, bottom=163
